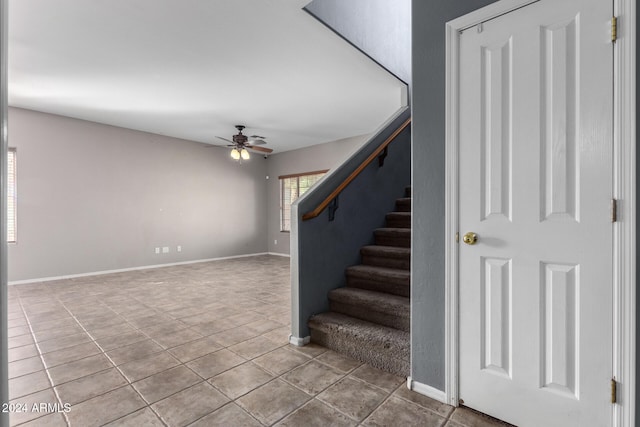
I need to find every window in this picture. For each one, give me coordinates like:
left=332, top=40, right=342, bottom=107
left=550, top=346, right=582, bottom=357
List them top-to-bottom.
left=7, top=148, right=16, bottom=243
left=280, top=170, right=327, bottom=232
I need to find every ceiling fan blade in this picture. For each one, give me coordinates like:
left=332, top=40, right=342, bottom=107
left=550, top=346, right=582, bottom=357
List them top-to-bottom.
left=215, top=136, right=234, bottom=143
left=247, top=139, right=266, bottom=145
left=247, top=145, right=273, bottom=154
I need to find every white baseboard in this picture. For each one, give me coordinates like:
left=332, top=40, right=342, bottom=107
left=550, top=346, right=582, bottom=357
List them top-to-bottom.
left=9, top=252, right=275, bottom=285
left=268, top=252, right=291, bottom=258
left=288, top=335, right=310, bottom=347
left=407, top=377, right=447, bottom=404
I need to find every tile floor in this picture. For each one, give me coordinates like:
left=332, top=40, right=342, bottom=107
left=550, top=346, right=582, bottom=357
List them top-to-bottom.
left=7, top=255, right=510, bottom=426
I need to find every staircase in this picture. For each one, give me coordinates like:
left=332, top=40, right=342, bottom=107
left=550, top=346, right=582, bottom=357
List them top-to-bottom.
left=308, top=187, right=411, bottom=376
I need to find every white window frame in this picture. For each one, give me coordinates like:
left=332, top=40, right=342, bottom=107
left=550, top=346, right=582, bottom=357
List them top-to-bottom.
left=279, top=170, right=327, bottom=232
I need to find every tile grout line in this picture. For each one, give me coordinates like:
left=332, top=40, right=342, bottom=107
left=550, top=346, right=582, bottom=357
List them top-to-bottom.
left=16, top=296, right=72, bottom=427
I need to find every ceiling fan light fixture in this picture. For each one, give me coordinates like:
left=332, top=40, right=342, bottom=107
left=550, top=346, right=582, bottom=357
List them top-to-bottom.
left=230, top=148, right=240, bottom=160
left=240, top=148, right=250, bottom=160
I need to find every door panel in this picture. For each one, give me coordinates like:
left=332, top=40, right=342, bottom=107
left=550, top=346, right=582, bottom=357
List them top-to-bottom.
left=457, top=0, right=613, bottom=425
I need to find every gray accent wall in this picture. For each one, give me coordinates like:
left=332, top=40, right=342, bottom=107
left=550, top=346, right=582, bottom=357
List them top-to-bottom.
left=304, top=0, right=411, bottom=85
left=411, top=0, right=498, bottom=391
left=8, top=108, right=268, bottom=282
left=266, top=135, right=369, bottom=255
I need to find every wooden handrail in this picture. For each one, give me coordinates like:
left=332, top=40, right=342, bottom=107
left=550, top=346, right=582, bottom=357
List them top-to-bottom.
left=302, top=117, right=411, bottom=221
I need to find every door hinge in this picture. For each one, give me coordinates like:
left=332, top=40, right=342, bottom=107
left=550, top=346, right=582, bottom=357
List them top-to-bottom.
left=611, top=16, right=618, bottom=43
left=611, top=198, right=618, bottom=222
left=611, top=378, right=617, bottom=404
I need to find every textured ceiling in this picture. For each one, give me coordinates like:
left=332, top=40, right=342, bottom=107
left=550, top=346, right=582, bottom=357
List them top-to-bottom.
left=8, top=0, right=405, bottom=153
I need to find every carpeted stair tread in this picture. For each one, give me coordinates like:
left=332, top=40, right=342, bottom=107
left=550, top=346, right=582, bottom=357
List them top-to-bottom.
left=395, top=197, right=411, bottom=212
left=385, top=212, right=411, bottom=228
left=374, top=228, right=411, bottom=248
left=361, top=245, right=410, bottom=270
left=346, top=264, right=410, bottom=297
left=329, top=287, right=409, bottom=331
left=308, top=312, right=409, bottom=376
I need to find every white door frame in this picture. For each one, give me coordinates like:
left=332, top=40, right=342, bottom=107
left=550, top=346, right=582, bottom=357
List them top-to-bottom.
left=444, top=0, right=636, bottom=425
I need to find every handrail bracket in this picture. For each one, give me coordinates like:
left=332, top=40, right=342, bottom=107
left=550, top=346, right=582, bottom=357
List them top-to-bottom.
left=378, top=146, right=388, bottom=167
left=328, top=196, right=339, bottom=222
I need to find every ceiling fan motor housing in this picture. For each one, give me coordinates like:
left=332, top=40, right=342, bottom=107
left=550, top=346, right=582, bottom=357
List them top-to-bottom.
left=233, top=125, right=248, bottom=144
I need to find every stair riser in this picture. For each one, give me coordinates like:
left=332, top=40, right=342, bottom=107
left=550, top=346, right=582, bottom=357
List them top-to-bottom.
left=395, top=201, right=411, bottom=212
left=385, top=216, right=411, bottom=228
left=374, top=235, right=410, bottom=248
left=361, top=255, right=410, bottom=270
left=346, top=280, right=409, bottom=297
left=329, top=301, right=409, bottom=332
left=309, top=328, right=409, bottom=376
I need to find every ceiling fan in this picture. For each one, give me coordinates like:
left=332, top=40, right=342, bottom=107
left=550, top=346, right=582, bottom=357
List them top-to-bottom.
left=216, top=125, right=273, bottom=160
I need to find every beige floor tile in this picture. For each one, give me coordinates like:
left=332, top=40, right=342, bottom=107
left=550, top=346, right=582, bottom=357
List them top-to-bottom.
left=244, top=319, right=284, bottom=334
left=89, top=321, right=137, bottom=340
left=33, top=324, right=85, bottom=343
left=8, top=325, right=31, bottom=338
left=209, top=326, right=262, bottom=347
left=152, top=328, right=203, bottom=349
left=95, top=330, right=148, bottom=351
left=37, top=333, right=91, bottom=354
left=8, top=334, right=35, bottom=349
left=228, top=335, right=283, bottom=360
left=167, top=336, right=222, bottom=363
left=106, top=339, right=164, bottom=366
left=41, top=342, right=102, bottom=368
left=288, top=342, right=327, bottom=358
left=8, top=344, right=38, bottom=363
left=252, top=347, right=311, bottom=376
left=186, top=349, right=246, bottom=379
left=315, top=350, right=362, bottom=373
left=118, top=351, right=180, bottom=382
left=47, top=353, right=113, bottom=386
left=9, top=356, right=45, bottom=379
left=282, top=360, right=345, bottom=395
left=209, top=362, right=274, bottom=399
left=349, top=364, right=405, bottom=392
left=132, top=365, right=201, bottom=403
left=55, top=368, right=127, bottom=405
left=9, top=370, right=51, bottom=399
left=318, top=377, right=389, bottom=421
left=237, top=378, right=311, bottom=425
left=152, top=381, right=229, bottom=427
left=66, top=385, right=146, bottom=427
left=394, top=386, right=454, bottom=418
left=8, top=388, right=59, bottom=425
left=362, top=396, right=447, bottom=427
left=275, top=399, right=357, bottom=427
left=188, top=402, right=262, bottom=427
left=103, top=407, right=165, bottom=426
left=449, top=407, right=514, bottom=427
left=18, top=412, right=67, bottom=426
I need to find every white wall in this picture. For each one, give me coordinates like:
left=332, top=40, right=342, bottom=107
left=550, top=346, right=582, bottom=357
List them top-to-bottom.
left=8, top=108, right=268, bottom=281
left=266, top=134, right=369, bottom=255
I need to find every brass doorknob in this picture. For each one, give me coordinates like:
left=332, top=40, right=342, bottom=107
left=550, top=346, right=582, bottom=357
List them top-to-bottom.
left=462, top=232, right=478, bottom=245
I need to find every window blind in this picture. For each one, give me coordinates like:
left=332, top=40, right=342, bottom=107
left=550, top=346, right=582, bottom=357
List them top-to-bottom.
left=7, top=148, right=16, bottom=243
left=280, top=171, right=326, bottom=232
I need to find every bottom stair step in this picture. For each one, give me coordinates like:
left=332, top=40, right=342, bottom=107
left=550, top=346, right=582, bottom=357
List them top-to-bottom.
left=329, top=287, right=410, bottom=331
left=308, top=312, right=409, bottom=376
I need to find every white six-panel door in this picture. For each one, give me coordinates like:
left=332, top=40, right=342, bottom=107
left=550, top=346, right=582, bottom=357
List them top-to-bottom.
left=457, top=0, right=613, bottom=425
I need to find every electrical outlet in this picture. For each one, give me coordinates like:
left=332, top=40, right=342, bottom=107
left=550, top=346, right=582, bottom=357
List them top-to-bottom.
left=177, top=245, right=182, bottom=252
left=155, top=247, right=160, bottom=254
left=162, top=247, right=169, bottom=253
